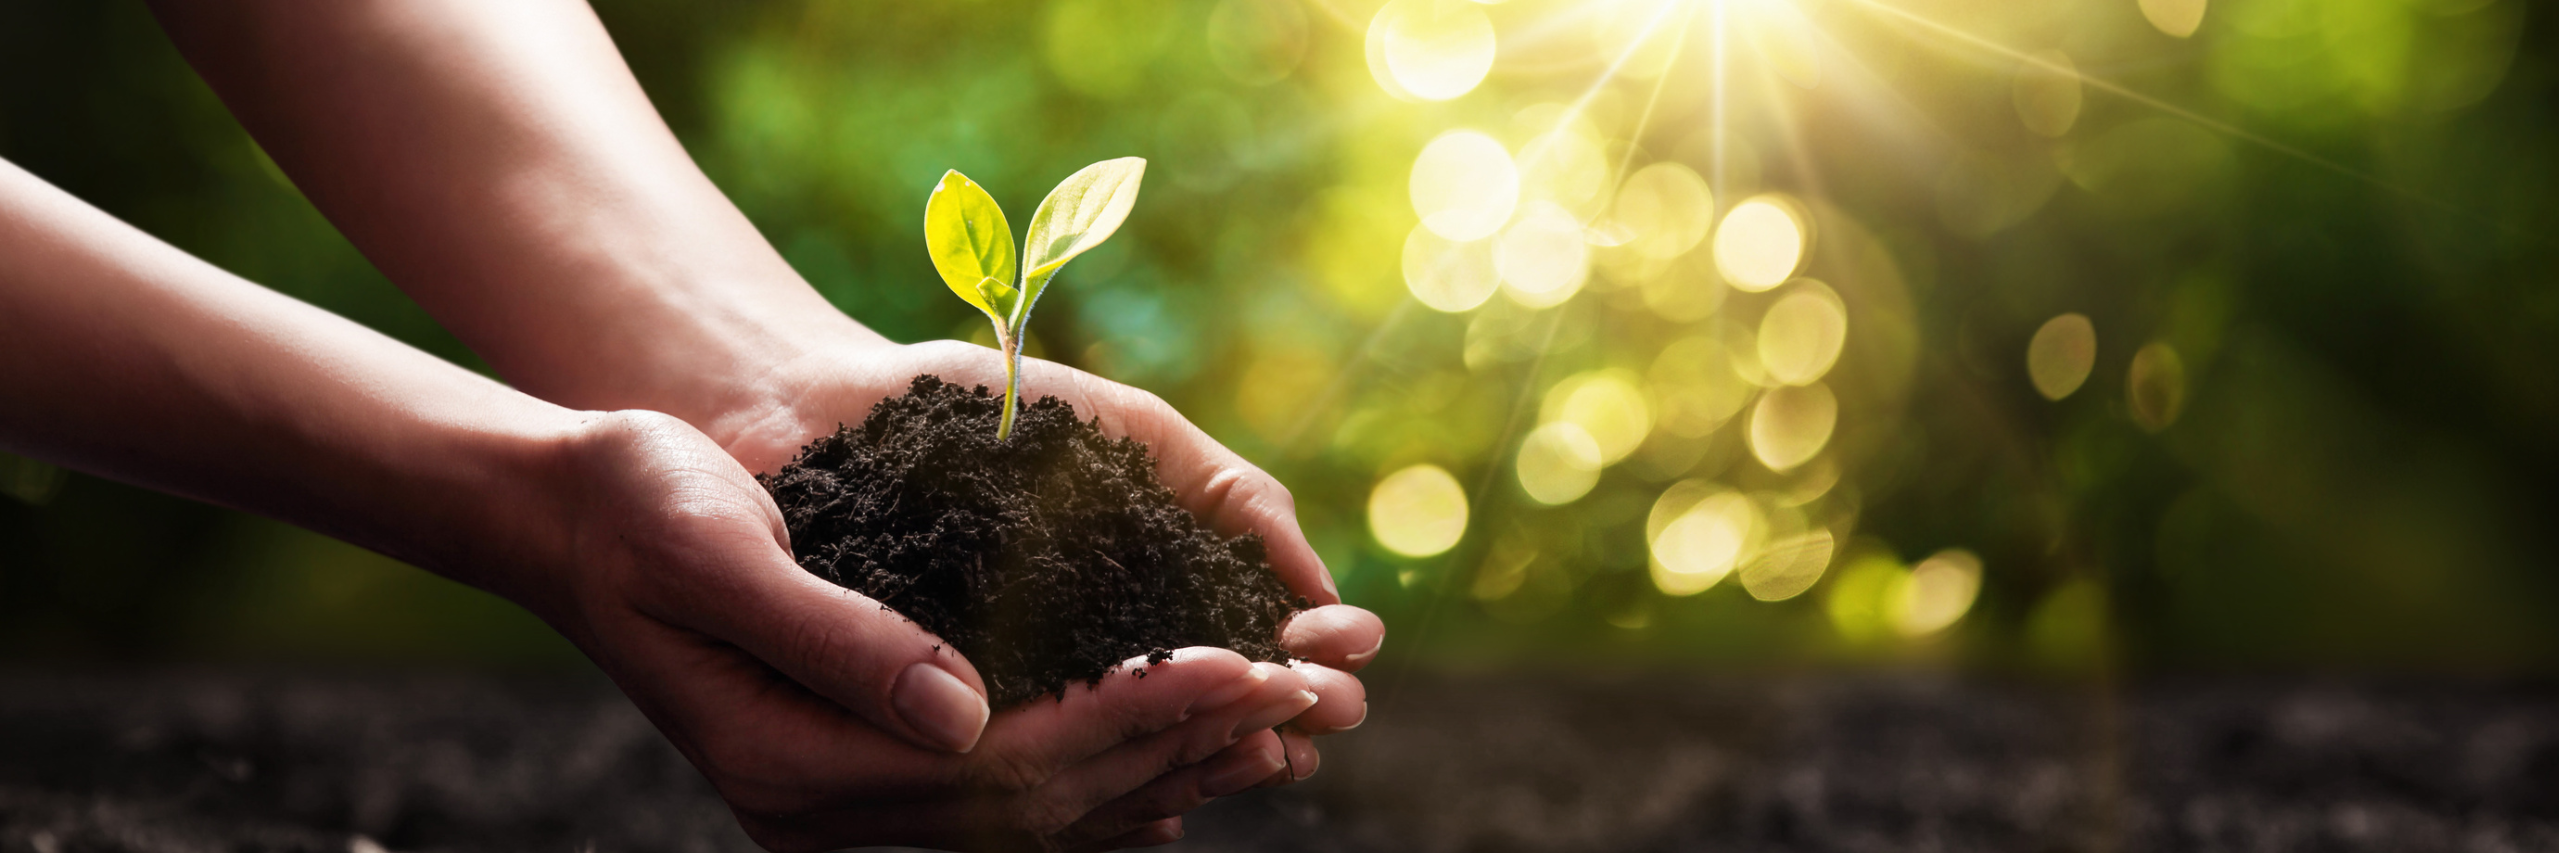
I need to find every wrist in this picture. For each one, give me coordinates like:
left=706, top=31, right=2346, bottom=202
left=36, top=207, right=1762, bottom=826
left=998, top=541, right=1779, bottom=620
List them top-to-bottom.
left=691, top=335, right=918, bottom=473
left=367, top=395, right=598, bottom=622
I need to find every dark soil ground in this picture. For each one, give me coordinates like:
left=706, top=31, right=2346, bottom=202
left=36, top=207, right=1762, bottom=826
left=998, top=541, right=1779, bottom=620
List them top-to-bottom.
left=760, top=376, right=1304, bottom=707
left=4, top=667, right=2555, bottom=853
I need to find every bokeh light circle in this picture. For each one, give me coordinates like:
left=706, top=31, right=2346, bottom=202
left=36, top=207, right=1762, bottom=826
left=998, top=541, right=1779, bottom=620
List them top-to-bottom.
left=1205, top=0, right=1310, bottom=86
left=1365, top=0, right=1497, bottom=102
left=2138, top=0, right=2206, bottom=38
left=2013, top=50, right=2084, bottom=138
left=1513, top=111, right=1611, bottom=215
left=1410, top=130, right=1519, bottom=241
left=1612, top=162, right=1716, bottom=260
left=1714, top=195, right=1807, bottom=292
left=1495, top=201, right=1590, bottom=307
left=1401, top=224, right=1501, bottom=312
left=1757, top=279, right=1848, bottom=386
left=2027, top=313, right=2097, bottom=401
left=1649, top=334, right=1756, bottom=437
left=2128, top=341, right=2188, bottom=432
left=1541, top=369, right=1653, bottom=465
left=1748, top=382, right=1837, bottom=472
left=1516, top=421, right=1603, bottom=505
left=1368, top=464, right=1470, bottom=557
left=1650, top=490, right=1761, bottom=596
left=1741, top=525, right=1834, bottom=602
left=1894, top=549, right=1983, bottom=636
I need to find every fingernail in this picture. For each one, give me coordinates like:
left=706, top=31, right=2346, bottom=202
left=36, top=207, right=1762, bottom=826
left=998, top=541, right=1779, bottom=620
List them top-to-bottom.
left=1319, top=565, right=1339, bottom=598
left=1345, top=634, right=1384, bottom=668
left=893, top=662, right=988, bottom=753
left=1184, top=663, right=1272, bottom=717
left=1231, top=690, right=1319, bottom=739
left=1340, top=701, right=1368, bottom=731
left=1288, top=735, right=1320, bottom=780
left=1200, top=743, right=1287, bottom=797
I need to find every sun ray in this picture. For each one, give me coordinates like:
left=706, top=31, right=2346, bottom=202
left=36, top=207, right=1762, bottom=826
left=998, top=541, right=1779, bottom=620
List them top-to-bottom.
left=1517, top=0, right=1686, bottom=168
left=1710, top=0, right=1730, bottom=204
left=1834, top=0, right=2487, bottom=223
left=1608, top=2, right=1696, bottom=188
left=1754, top=56, right=1831, bottom=204
left=1276, top=297, right=1420, bottom=455
left=1377, top=304, right=1567, bottom=713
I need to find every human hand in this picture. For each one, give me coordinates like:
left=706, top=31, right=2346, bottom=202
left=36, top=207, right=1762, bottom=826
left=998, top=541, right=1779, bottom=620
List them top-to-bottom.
left=706, top=339, right=1386, bottom=782
left=522, top=409, right=1344, bottom=851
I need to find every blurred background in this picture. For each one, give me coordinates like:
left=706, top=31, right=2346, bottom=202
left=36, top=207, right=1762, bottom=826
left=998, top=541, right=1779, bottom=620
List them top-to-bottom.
left=2, top=0, right=2555, bottom=681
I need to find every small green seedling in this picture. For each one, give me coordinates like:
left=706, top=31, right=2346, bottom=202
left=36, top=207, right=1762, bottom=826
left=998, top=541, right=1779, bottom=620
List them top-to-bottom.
left=925, top=157, right=1147, bottom=440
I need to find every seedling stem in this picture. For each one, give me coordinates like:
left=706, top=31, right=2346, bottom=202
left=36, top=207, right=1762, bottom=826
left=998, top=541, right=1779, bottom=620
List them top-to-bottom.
left=923, top=159, right=1147, bottom=440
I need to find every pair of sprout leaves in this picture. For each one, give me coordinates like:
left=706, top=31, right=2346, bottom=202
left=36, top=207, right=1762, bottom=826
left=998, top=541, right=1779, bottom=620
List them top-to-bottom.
left=926, top=157, right=1147, bottom=441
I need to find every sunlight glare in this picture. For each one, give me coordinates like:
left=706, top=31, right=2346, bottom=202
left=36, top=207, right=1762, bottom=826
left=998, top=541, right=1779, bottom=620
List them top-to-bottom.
left=1589, top=0, right=1687, bottom=81
left=1739, top=0, right=1822, bottom=89
left=1369, top=464, right=1471, bottom=557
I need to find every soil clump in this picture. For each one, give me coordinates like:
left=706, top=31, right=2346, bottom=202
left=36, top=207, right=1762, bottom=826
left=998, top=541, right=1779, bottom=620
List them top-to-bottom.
left=760, top=375, right=1307, bottom=707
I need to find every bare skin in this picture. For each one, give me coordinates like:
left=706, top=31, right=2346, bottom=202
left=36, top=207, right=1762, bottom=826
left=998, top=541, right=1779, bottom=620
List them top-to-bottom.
left=7, top=1, right=1391, bottom=850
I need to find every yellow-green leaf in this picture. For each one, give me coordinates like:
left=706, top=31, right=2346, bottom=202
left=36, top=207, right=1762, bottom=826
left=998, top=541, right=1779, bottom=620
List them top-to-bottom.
left=1016, top=157, right=1146, bottom=324
left=924, top=170, right=1016, bottom=323
left=973, top=276, right=1018, bottom=308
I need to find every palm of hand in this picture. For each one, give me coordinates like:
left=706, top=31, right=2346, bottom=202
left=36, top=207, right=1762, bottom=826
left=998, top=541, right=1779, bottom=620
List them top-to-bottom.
left=543, top=342, right=1379, bottom=851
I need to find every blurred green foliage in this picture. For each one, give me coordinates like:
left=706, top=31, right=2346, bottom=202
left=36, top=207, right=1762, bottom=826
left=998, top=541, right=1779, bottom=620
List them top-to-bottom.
left=3, top=0, right=2555, bottom=675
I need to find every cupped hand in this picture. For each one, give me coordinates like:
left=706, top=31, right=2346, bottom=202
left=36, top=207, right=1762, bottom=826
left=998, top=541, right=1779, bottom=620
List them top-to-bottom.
left=709, top=340, right=1386, bottom=774
left=523, top=409, right=1345, bottom=851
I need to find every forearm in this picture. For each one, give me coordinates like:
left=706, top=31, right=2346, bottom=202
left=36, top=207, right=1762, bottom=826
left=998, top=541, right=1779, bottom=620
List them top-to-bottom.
left=147, top=0, right=883, bottom=434
left=0, top=158, right=580, bottom=606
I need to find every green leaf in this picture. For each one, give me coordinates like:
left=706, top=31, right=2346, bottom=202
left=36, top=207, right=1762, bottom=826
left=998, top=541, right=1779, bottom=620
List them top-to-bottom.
left=1015, top=157, right=1146, bottom=324
left=924, top=170, right=1017, bottom=324
left=973, top=276, right=1018, bottom=308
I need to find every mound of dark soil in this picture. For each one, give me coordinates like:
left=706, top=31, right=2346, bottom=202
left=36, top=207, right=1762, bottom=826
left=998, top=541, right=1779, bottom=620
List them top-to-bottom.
left=759, top=375, right=1308, bottom=707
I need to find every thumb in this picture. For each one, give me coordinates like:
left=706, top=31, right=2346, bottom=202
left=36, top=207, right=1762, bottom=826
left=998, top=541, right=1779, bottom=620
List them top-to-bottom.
left=674, top=540, right=993, bottom=754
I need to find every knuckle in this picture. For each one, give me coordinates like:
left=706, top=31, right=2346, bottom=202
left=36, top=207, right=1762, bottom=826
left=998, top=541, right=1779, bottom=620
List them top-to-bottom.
left=780, top=614, right=846, bottom=678
left=1169, top=726, right=1231, bottom=768
left=966, top=749, right=1058, bottom=795
left=1147, top=778, right=1212, bottom=819
left=1015, top=796, right=1088, bottom=839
